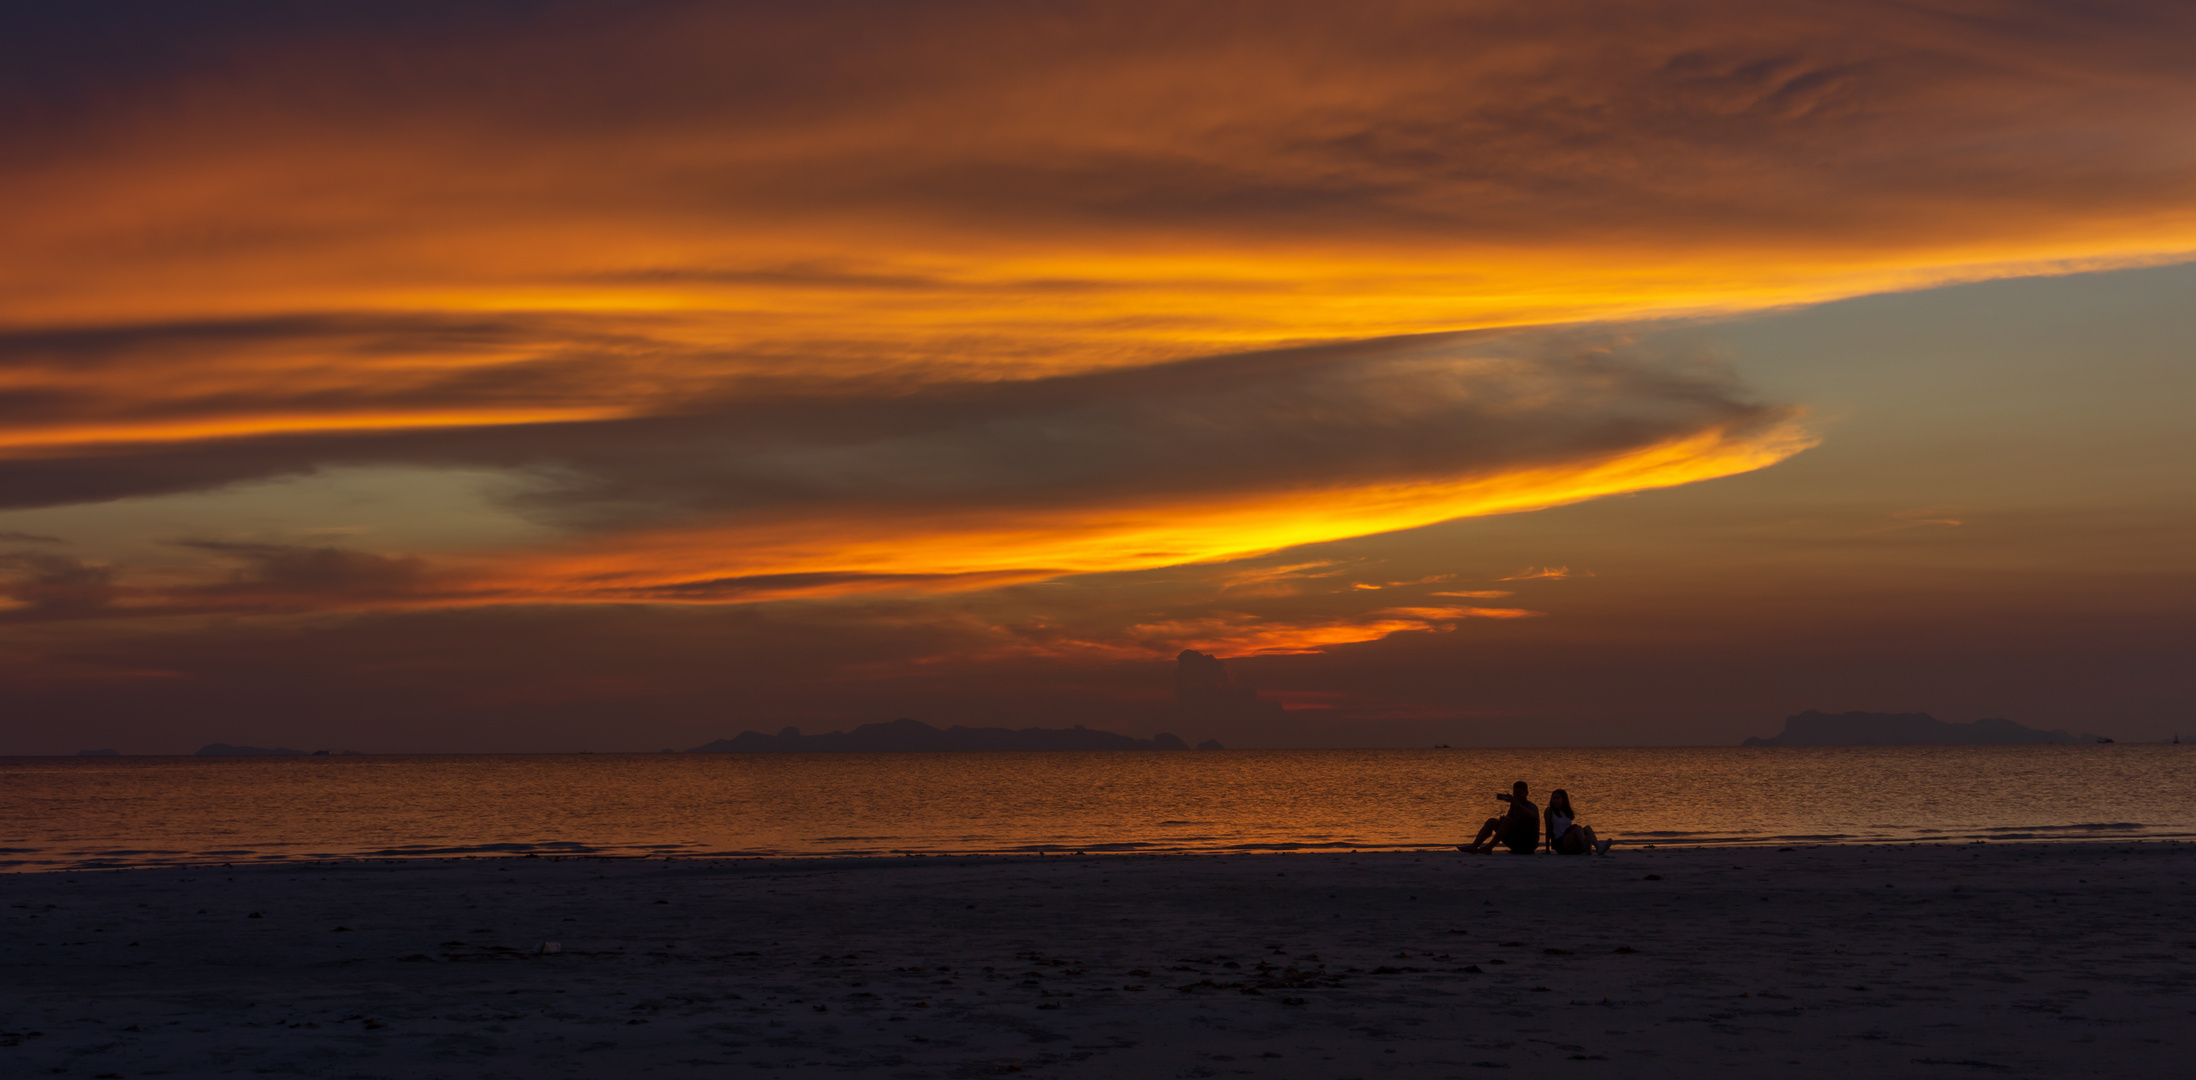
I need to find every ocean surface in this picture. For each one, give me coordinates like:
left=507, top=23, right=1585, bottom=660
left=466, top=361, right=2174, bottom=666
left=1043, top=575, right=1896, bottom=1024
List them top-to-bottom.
left=3, top=745, right=2190, bottom=871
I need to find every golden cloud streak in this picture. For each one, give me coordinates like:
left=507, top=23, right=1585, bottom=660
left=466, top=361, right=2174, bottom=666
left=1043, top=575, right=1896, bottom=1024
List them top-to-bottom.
left=4, top=243, right=2191, bottom=460
left=0, top=408, right=631, bottom=457
left=500, top=419, right=1811, bottom=598
left=1120, top=605, right=1543, bottom=658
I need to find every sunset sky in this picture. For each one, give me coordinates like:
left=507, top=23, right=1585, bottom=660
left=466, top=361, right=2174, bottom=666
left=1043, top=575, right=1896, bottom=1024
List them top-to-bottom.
left=3, top=0, right=2191, bottom=753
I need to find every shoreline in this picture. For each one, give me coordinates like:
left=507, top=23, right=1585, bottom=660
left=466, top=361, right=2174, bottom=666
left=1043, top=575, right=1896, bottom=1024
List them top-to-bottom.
left=12, top=746, right=2190, bottom=872
left=7, top=833, right=2192, bottom=876
left=4, top=841, right=2190, bottom=1076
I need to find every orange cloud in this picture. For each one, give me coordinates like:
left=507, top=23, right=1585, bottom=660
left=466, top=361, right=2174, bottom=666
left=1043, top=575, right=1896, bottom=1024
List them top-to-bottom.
left=0, top=1, right=2183, bottom=636
left=4, top=2, right=2196, bottom=469
left=1216, top=561, right=1350, bottom=595
left=1497, top=566, right=1587, bottom=582
left=1349, top=575, right=1459, bottom=591
left=1119, top=604, right=1543, bottom=658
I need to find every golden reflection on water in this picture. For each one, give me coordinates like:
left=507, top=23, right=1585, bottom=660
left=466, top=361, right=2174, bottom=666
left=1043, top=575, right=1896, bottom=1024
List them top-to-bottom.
left=3, top=746, right=2189, bottom=871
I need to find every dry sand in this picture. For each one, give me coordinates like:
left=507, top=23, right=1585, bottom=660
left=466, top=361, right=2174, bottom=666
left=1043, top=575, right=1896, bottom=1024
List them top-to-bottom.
left=3, top=843, right=2191, bottom=1077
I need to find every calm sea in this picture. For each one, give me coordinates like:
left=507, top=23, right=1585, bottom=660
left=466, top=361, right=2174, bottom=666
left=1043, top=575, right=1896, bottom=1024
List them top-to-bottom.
left=3, top=746, right=2190, bottom=872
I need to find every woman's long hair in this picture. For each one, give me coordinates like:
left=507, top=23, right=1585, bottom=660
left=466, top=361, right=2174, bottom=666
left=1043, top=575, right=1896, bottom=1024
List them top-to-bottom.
left=1547, top=789, right=1576, bottom=819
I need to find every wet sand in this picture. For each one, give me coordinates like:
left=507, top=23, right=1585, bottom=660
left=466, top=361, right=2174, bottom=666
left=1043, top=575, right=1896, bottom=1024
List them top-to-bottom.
left=3, top=842, right=2191, bottom=1077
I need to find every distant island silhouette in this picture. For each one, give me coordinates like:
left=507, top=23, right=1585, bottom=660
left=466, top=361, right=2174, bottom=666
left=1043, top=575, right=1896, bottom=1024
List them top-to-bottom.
left=1743, top=710, right=2103, bottom=746
left=687, top=717, right=1207, bottom=753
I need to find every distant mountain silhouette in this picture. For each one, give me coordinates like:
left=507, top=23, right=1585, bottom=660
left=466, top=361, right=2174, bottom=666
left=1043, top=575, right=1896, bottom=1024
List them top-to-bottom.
left=1743, top=710, right=2099, bottom=746
left=687, top=717, right=1190, bottom=753
left=195, top=743, right=310, bottom=756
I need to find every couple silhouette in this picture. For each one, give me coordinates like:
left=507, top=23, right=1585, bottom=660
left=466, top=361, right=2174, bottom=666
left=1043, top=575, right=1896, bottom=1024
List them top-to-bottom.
left=1459, top=780, right=1614, bottom=855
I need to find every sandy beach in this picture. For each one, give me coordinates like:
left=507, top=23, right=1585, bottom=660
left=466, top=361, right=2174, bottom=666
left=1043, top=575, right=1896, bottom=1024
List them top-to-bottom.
left=3, top=842, right=2190, bottom=1077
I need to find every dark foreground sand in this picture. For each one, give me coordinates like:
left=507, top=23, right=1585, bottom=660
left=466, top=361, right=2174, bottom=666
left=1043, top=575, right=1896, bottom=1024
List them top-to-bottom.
left=4, top=843, right=2192, bottom=1078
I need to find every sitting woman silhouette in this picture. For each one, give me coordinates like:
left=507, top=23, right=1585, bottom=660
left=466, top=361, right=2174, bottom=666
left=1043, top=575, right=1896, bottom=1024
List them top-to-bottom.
left=1544, top=789, right=1613, bottom=855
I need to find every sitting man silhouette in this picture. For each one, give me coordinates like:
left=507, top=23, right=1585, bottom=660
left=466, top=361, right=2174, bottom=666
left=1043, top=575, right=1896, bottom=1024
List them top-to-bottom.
left=1460, top=780, right=1540, bottom=854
